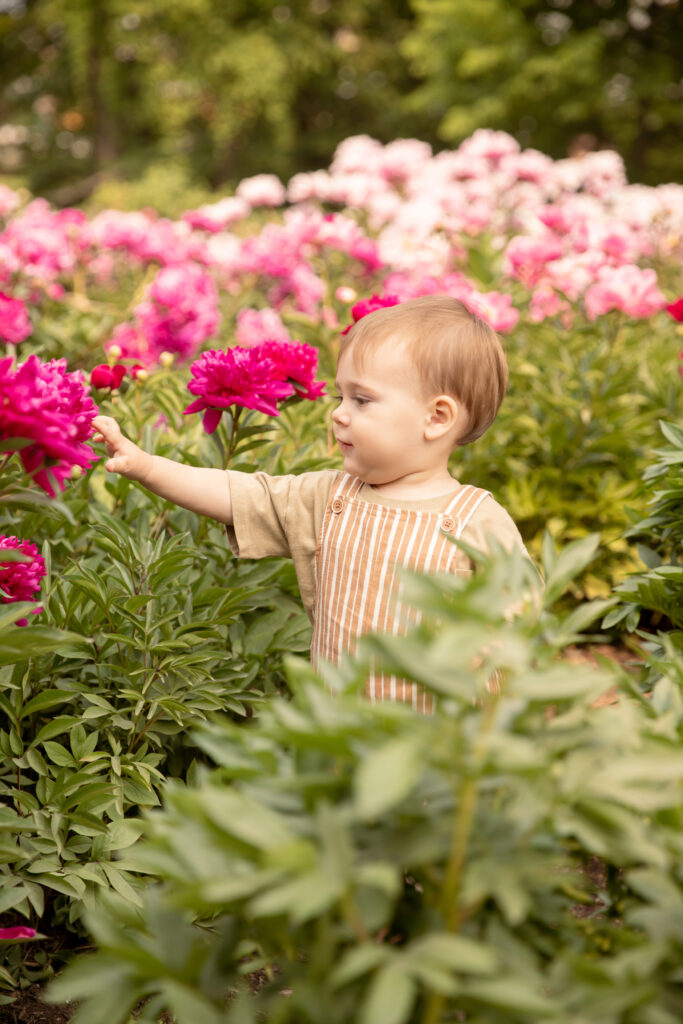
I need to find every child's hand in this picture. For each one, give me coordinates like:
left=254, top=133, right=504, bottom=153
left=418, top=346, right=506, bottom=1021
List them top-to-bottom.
left=92, top=416, right=152, bottom=482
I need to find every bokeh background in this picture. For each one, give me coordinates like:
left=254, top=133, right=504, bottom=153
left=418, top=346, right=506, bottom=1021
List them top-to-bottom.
left=1, top=0, right=682, bottom=213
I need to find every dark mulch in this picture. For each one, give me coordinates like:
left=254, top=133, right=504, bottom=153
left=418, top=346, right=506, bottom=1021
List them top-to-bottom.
left=0, top=987, right=73, bottom=1024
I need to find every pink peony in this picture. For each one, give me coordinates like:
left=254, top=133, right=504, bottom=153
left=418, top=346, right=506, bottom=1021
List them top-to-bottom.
left=236, top=174, right=287, bottom=207
left=0, top=184, right=21, bottom=218
left=182, top=196, right=251, bottom=233
left=503, top=235, right=564, bottom=288
left=135, top=264, right=220, bottom=361
left=584, top=265, right=667, bottom=320
left=529, top=284, right=573, bottom=324
left=465, top=290, right=520, bottom=333
left=0, top=292, right=31, bottom=344
left=342, top=294, right=401, bottom=334
left=665, top=298, right=683, bottom=322
left=235, top=308, right=291, bottom=348
left=104, top=323, right=156, bottom=368
left=256, top=341, right=326, bottom=402
left=184, top=342, right=325, bottom=433
left=184, top=348, right=295, bottom=432
left=0, top=355, right=98, bottom=496
left=90, top=363, right=126, bottom=390
left=0, top=536, right=47, bottom=625
left=0, top=926, right=37, bottom=940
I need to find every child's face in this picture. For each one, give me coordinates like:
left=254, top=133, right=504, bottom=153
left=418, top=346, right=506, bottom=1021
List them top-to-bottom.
left=332, top=341, right=437, bottom=486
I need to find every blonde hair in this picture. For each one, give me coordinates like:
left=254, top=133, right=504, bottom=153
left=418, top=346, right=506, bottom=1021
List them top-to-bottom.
left=339, top=295, right=509, bottom=445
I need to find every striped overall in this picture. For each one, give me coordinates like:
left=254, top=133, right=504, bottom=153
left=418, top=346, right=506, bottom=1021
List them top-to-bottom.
left=310, top=473, right=490, bottom=712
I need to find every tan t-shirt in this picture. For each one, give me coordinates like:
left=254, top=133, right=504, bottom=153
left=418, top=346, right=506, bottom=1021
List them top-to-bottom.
left=226, top=470, right=529, bottom=623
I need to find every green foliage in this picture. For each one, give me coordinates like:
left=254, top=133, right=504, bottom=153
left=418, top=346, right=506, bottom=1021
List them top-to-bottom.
left=2, top=0, right=682, bottom=197
left=403, top=0, right=683, bottom=183
left=457, top=310, right=681, bottom=600
left=0, top=368, right=320, bottom=992
left=604, top=419, right=683, bottom=643
left=48, top=540, right=683, bottom=1023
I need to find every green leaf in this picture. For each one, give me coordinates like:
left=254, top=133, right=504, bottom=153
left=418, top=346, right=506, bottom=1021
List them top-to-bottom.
left=543, top=533, right=600, bottom=605
left=355, top=736, right=422, bottom=819
left=330, top=944, right=394, bottom=988
left=359, top=964, right=416, bottom=1024
left=464, top=975, right=560, bottom=1016
left=160, top=979, right=224, bottom=1024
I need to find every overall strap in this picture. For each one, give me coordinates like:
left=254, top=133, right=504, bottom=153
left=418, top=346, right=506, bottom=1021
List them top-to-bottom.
left=330, top=473, right=364, bottom=501
left=443, top=485, right=491, bottom=539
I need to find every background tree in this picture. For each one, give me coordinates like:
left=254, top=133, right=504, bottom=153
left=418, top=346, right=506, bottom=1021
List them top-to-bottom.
left=0, top=0, right=681, bottom=203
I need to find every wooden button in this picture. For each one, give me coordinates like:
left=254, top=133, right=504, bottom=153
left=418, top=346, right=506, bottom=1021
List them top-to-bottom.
left=332, top=498, right=344, bottom=513
left=441, top=515, right=455, bottom=533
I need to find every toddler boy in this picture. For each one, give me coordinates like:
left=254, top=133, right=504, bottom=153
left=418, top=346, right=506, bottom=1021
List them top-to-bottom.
left=94, top=295, right=530, bottom=711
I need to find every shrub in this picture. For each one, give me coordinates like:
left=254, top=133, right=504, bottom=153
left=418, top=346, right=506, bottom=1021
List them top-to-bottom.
left=49, top=538, right=683, bottom=1024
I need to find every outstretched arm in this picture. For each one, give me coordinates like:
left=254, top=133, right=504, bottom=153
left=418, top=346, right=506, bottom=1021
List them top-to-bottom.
left=93, top=415, right=233, bottom=524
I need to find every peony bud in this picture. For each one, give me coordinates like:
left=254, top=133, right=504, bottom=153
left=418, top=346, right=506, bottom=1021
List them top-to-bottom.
left=335, top=286, right=357, bottom=304
left=107, top=344, right=123, bottom=363
left=159, top=351, right=175, bottom=367
left=70, top=465, right=83, bottom=479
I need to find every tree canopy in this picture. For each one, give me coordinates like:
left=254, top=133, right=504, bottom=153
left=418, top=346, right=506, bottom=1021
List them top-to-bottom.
left=1, top=0, right=681, bottom=202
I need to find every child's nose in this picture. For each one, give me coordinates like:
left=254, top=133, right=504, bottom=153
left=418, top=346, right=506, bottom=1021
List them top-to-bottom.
left=332, top=403, right=349, bottom=426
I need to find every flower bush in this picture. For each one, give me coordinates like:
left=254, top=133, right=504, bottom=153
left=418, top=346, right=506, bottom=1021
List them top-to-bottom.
left=0, top=130, right=681, bottom=1007
left=0, top=354, right=98, bottom=496
left=0, top=535, right=46, bottom=625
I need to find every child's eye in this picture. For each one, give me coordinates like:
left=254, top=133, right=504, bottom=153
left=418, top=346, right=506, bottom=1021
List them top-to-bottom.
left=354, top=396, right=370, bottom=406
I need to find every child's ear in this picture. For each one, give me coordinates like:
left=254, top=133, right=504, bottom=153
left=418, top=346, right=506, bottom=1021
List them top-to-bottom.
left=424, top=395, right=461, bottom=440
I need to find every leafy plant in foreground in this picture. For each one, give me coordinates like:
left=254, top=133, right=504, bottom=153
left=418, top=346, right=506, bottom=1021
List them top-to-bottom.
left=50, top=538, right=683, bottom=1024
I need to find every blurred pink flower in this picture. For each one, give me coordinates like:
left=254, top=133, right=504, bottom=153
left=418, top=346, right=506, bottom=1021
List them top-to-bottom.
left=458, top=129, right=520, bottom=164
left=236, top=174, right=286, bottom=207
left=0, top=185, right=21, bottom=218
left=182, top=196, right=251, bottom=232
left=1, top=200, right=83, bottom=282
left=503, top=235, right=564, bottom=288
left=135, top=264, right=220, bottom=361
left=584, top=265, right=667, bottom=320
left=529, top=284, right=573, bottom=324
left=466, top=290, right=520, bottom=333
left=0, top=292, right=31, bottom=344
left=342, top=293, right=401, bottom=334
left=665, top=297, right=683, bottom=322
left=235, top=308, right=291, bottom=348
left=0, top=354, right=98, bottom=496
left=91, top=363, right=126, bottom=390
left=0, top=536, right=46, bottom=625
left=0, top=926, right=37, bottom=940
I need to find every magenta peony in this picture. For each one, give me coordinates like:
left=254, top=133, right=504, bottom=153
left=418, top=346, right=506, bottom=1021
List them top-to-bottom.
left=0, top=292, right=31, bottom=344
left=341, top=294, right=401, bottom=334
left=665, top=298, right=683, bottom=322
left=256, top=341, right=327, bottom=401
left=184, top=342, right=325, bottom=433
left=0, top=355, right=98, bottom=496
left=91, top=363, right=126, bottom=390
left=0, top=535, right=47, bottom=625
left=0, top=926, right=37, bottom=940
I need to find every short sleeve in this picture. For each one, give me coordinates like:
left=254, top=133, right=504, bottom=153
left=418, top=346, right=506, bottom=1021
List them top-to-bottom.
left=225, top=469, right=339, bottom=620
left=462, top=495, right=530, bottom=560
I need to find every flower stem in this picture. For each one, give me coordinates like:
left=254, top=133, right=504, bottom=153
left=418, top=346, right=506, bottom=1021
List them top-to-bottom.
left=420, top=691, right=500, bottom=1024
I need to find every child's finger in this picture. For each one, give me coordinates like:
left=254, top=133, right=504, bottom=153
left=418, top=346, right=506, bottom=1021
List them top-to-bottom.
left=92, top=415, right=121, bottom=445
